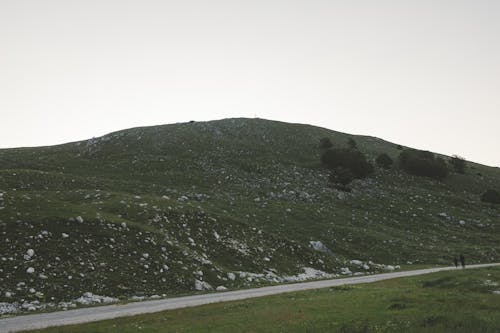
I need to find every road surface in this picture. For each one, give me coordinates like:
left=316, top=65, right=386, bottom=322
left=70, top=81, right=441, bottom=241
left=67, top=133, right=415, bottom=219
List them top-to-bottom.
left=1, top=263, right=499, bottom=333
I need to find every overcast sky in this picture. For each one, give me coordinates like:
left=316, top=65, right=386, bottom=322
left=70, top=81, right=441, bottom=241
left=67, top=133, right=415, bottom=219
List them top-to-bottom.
left=1, top=0, right=499, bottom=166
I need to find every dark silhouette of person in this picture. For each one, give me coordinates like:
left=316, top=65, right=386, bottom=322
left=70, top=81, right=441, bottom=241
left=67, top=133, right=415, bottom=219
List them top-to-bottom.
left=459, top=254, right=465, bottom=269
left=453, top=257, right=458, bottom=268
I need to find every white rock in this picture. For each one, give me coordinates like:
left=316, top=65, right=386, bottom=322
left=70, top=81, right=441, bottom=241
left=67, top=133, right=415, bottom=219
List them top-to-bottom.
left=437, top=212, right=450, bottom=219
left=76, top=216, right=84, bottom=223
left=62, top=233, right=69, bottom=238
left=309, top=241, right=330, bottom=253
left=26, top=249, right=35, bottom=257
left=142, top=253, right=149, bottom=259
left=384, top=265, right=395, bottom=271
left=26, top=267, right=35, bottom=274
left=340, top=267, right=352, bottom=275
left=227, top=272, right=236, bottom=281
left=194, top=279, right=213, bottom=291
left=216, top=286, right=228, bottom=291
left=5, top=292, right=12, bottom=298
left=74, top=293, right=118, bottom=305
left=0, top=302, right=18, bottom=315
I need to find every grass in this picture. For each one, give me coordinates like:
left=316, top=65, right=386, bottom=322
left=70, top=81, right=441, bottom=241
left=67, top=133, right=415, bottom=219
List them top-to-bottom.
left=1, top=118, right=499, bottom=307
left=24, top=266, right=500, bottom=333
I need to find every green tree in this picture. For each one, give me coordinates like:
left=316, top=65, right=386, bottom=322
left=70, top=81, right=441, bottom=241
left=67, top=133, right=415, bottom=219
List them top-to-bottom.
left=319, top=137, right=333, bottom=149
left=347, top=138, right=358, bottom=149
left=321, top=148, right=373, bottom=179
left=398, top=149, right=448, bottom=180
left=376, top=153, right=393, bottom=169
left=449, top=155, right=466, bottom=174
left=329, top=167, right=355, bottom=186
left=481, top=189, right=500, bottom=204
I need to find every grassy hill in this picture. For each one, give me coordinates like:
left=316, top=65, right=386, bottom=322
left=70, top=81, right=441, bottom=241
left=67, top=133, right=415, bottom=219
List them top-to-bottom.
left=0, top=118, right=499, bottom=313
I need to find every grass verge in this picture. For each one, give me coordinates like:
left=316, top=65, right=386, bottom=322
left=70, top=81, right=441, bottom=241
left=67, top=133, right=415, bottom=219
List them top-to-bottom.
left=24, top=266, right=500, bottom=333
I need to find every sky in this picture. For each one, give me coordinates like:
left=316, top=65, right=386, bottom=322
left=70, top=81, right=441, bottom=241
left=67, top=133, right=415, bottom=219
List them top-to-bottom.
left=1, top=0, right=499, bottom=167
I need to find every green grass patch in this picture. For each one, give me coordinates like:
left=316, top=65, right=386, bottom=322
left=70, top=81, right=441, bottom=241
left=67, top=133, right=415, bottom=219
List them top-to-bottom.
left=25, top=267, right=500, bottom=333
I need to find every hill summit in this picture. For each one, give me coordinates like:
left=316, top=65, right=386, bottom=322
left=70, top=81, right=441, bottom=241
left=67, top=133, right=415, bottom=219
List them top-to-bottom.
left=0, top=118, right=499, bottom=314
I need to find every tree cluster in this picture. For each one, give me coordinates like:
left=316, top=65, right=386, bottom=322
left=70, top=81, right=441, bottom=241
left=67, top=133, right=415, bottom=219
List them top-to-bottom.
left=321, top=140, right=373, bottom=190
left=398, top=149, right=448, bottom=180
left=376, top=153, right=393, bottom=169
left=481, top=189, right=500, bottom=204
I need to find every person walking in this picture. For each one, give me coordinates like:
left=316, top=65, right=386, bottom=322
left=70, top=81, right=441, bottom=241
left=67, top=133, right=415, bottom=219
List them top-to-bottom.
left=459, top=254, right=465, bottom=269
left=453, top=256, right=458, bottom=268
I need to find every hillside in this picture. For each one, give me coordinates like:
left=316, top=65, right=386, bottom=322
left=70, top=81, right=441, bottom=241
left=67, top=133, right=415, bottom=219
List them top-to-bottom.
left=1, top=118, right=499, bottom=314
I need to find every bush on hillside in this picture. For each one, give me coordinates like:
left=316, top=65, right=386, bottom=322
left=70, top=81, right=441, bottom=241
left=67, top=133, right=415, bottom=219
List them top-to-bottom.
left=319, top=137, right=333, bottom=149
left=348, top=138, right=358, bottom=149
left=321, top=148, right=373, bottom=179
left=398, top=149, right=448, bottom=180
left=376, top=153, right=393, bottom=169
left=449, top=155, right=466, bottom=174
left=329, top=167, right=355, bottom=186
left=481, top=189, right=500, bottom=204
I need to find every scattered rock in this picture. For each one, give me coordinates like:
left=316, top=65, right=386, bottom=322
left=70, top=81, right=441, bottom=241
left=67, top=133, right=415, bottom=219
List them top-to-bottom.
left=309, top=240, right=330, bottom=253
left=194, top=279, right=213, bottom=291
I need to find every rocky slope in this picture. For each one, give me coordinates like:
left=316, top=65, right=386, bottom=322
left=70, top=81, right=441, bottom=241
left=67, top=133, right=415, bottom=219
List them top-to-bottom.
left=0, top=118, right=499, bottom=314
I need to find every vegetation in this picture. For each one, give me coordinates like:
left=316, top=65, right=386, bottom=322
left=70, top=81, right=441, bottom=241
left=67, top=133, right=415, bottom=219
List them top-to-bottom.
left=0, top=118, right=499, bottom=312
left=319, top=137, right=333, bottom=149
left=347, top=137, right=358, bottom=149
left=321, top=148, right=373, bottom=179
left=399, top=149, right=449, bottom=180
left=376, top=153, right=393, bottom=169
left=449, top=155, right=467, bottom=174
left=328, top=167, right=355, bottom=191
left=481, top=189, right=500, bottom=204
left=26, top=267, right=500, bottom=333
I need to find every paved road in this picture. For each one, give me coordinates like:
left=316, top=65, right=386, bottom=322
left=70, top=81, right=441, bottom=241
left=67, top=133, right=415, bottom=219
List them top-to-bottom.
left=2, top=263, right=500, bottom=333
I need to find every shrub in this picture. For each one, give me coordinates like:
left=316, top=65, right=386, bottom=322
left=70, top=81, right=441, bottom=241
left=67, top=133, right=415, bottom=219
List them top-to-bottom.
left=319, top=137, right=333, bottom=149
left=347, top=138, right=358, bottom=149
left=321, top=148, right=373, bottom=179
left=398, top=149, right=448, bottom=179
left=376, top=153, right=393, bottom=169
left=449, top=155, right=466, bottom=174
left=329, top=167, right=355, bottom=186
left=481, top=189, right=500, bottom=204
